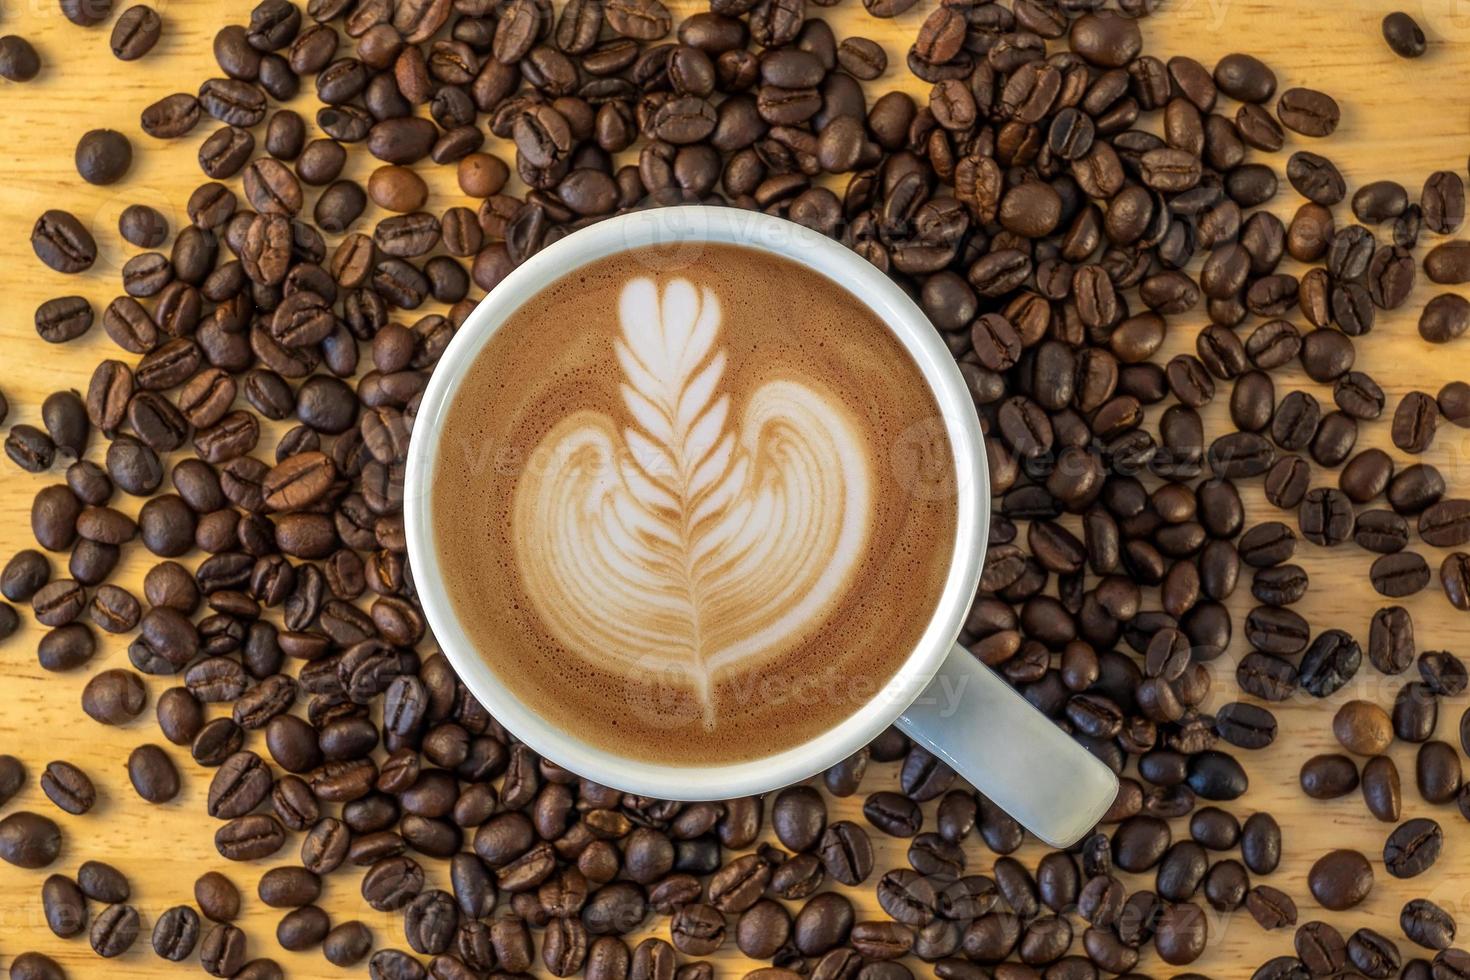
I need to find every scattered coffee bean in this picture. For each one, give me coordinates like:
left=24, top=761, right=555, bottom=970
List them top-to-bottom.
left=111, top=5, right=163, bottom=60
left=1383, top=12, right=1427, bottom=58
left=0, top=36, right=41, bottom=81
left=1277, top=88, right=1340, bottom=138
left=74, top=129, right=132, bottom=185
left=32, top=210, right=98, bottom=275
left=1334, top=700, right=1392, bottom=756
left=128, top=743, right=181, bottom=803
left=1301, top=754, right=1359, bottom=799
left=0, top=755, right=24, bottom=809
left=1362, top=755, right=1402, bottom=822
left=39, top=760, right=95, bottom=815
left=0, top=811, right=61, bottom=868
left=1241, top=813, right=1282, bottom=875
left=1384, top=817, right=1442, bottom=878
left=1308, top=849, right=1373, bottom=910
left=196, top=871, right=242, bottom=922
left=42, top=874, right=86, bottom=938
left=1246, top=884, right=1297, bottom=930
left=1403, top=898, right=1456, bottom=950
left=1295, top=920, right=1348, bottom=975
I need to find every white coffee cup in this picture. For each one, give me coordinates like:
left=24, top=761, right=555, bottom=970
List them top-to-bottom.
left=404, top=206, right=1118, bottom=847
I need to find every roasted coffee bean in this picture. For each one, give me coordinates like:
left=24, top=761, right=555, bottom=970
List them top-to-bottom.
left=111, top=5, right=162, bottom=60
left=1384, top=11, right=1427, bottom=57
left=0, top=35, right=41, bottom=81
left=1214, top=52, right=1275, bottom=102
left=1277, top=87, right=1339, bottom=137
left=140, top=91, right=201, bottom=137
left=266, top=110, right=306, bottom=160
left=199, top=126, right=256, bottom=179
left=1284, top=154, right=1346, bottom=211
left=1352, top=181, right=1408, bottom=225
left=32, top=211, right=97, bottom=274
left=1426, top=239, right=1470, bottom=283
left=1419, top=294, right=1470, bottom=343
left=36, top=296, right=94, bottom=344
left=1441, top=381, right=1470, bottom=426
left=1393, top=391, right=1439, bottom=453
left=1302, top=415, right=1356, bottom=477
left=7, top=424, right=56, bottom=472
left=1389, top=464, right=1446, bottom=514
left=1299, top=490, right=1352, bottom=552
left=1419, top=499, right=1470, bottom=548
left=3, top=550, right=50, bottom=603
left=1371, top=551, right=1431, bottom=598
left=1444, top=553, right=1470, bottom=610
left=1252, top=564, right=1308, bottom=606
left=33, top=579, right=85, bottom=627
left=1299, top=629, right=1363, bottom=697
left=82, top=669, right=147, bottom=725
left=1394, top=681, right=1440, bottom=743
left=1333, top=700, right=1392, bottom=755
left=1214, top=702, right=1277, bottom=749
left=1417, top=740, right=1462, bottom=803
left=128, top=744, right=180, bottom=803
left=207, top=751, right=272, bottom=818
left=1300, top=754, right=1359, bottom=799
left=1362, top=755, right=1402, bottom=822
left=39, top=760, right=95, bottom=814
left=863, top=792, right=921, bottom=837
left=1188, top=808, right=1241, bottom=852
left=0, top=811, right=60, bottom=870
left=1241, top=813, right=1281, bottom=875
left=216, top=814, right=287, bottom=860
left=1111, top=815, right=1170, bottom=873
left=1384, top=817, right=1442, bottom=878
left=818, top=821, right=873, bottom=886
left=1153, top=840, right=1206, bottom=902
left=1308, top=849, right=1373, bottom=911
left=75, top=859, right=125, bottom=900
left=1199, top=859, right=1248, bottom=913
left=875, top=868, right=937, bottom=927
left=42, top=872, right=87, bottom=937
left=193, top=872, right=241, bottom=924
left=1246, top=885, right=1298, bottom=931
left=793, top=892, right=854, bottom=956
left=1402, top=898, right=1456, bottom=950
left=1153, top=901, right=1207, bottom=966
left=90, top=903, right=141, bottom=957
left=154, top=905, right=202, bottom=960
left=278, top=905, right=332, bottom=951
left=1293, top=920, right=1348, bottom=976
left=323, top=921, right=373, bottom=966
left=201, top=922, right=248, bottom=977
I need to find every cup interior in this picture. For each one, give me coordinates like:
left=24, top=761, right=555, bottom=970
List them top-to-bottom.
left=404, top=206, right=990, bottom=800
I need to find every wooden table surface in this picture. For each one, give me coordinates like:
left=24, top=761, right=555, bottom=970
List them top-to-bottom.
left=3, top=0, right=1470, bottom=976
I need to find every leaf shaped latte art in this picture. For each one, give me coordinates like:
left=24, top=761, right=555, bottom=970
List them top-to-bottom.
left=511, top=277, right=873, bottom=726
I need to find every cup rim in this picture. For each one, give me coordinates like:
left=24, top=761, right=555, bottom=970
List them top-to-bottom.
left=404, top=206, right=990, bottom=800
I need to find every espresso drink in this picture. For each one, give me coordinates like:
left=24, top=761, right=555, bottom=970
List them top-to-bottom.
left=435, top=243, right=958, bottom=764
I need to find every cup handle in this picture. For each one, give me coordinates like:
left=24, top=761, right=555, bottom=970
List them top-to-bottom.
left=897, top=642, right=1119, bottom=848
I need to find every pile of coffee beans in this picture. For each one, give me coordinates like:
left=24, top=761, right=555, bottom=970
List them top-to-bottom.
left=7, top=0, right=1470, bottom=978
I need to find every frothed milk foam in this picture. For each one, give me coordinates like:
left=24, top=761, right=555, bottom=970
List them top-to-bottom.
left=435, top=243, right=957, bottom=764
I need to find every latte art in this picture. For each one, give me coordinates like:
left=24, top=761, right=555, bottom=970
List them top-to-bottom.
left=434, top=244, right=957, bottom=764
left=512, top=278, right=872, bottom=723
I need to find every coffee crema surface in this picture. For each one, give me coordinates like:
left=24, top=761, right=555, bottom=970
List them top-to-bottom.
left=434, top=243, right=957, bottom=764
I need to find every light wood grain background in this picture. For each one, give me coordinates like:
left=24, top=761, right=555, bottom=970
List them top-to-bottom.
left=4, top=0, right=1470, bottom=976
